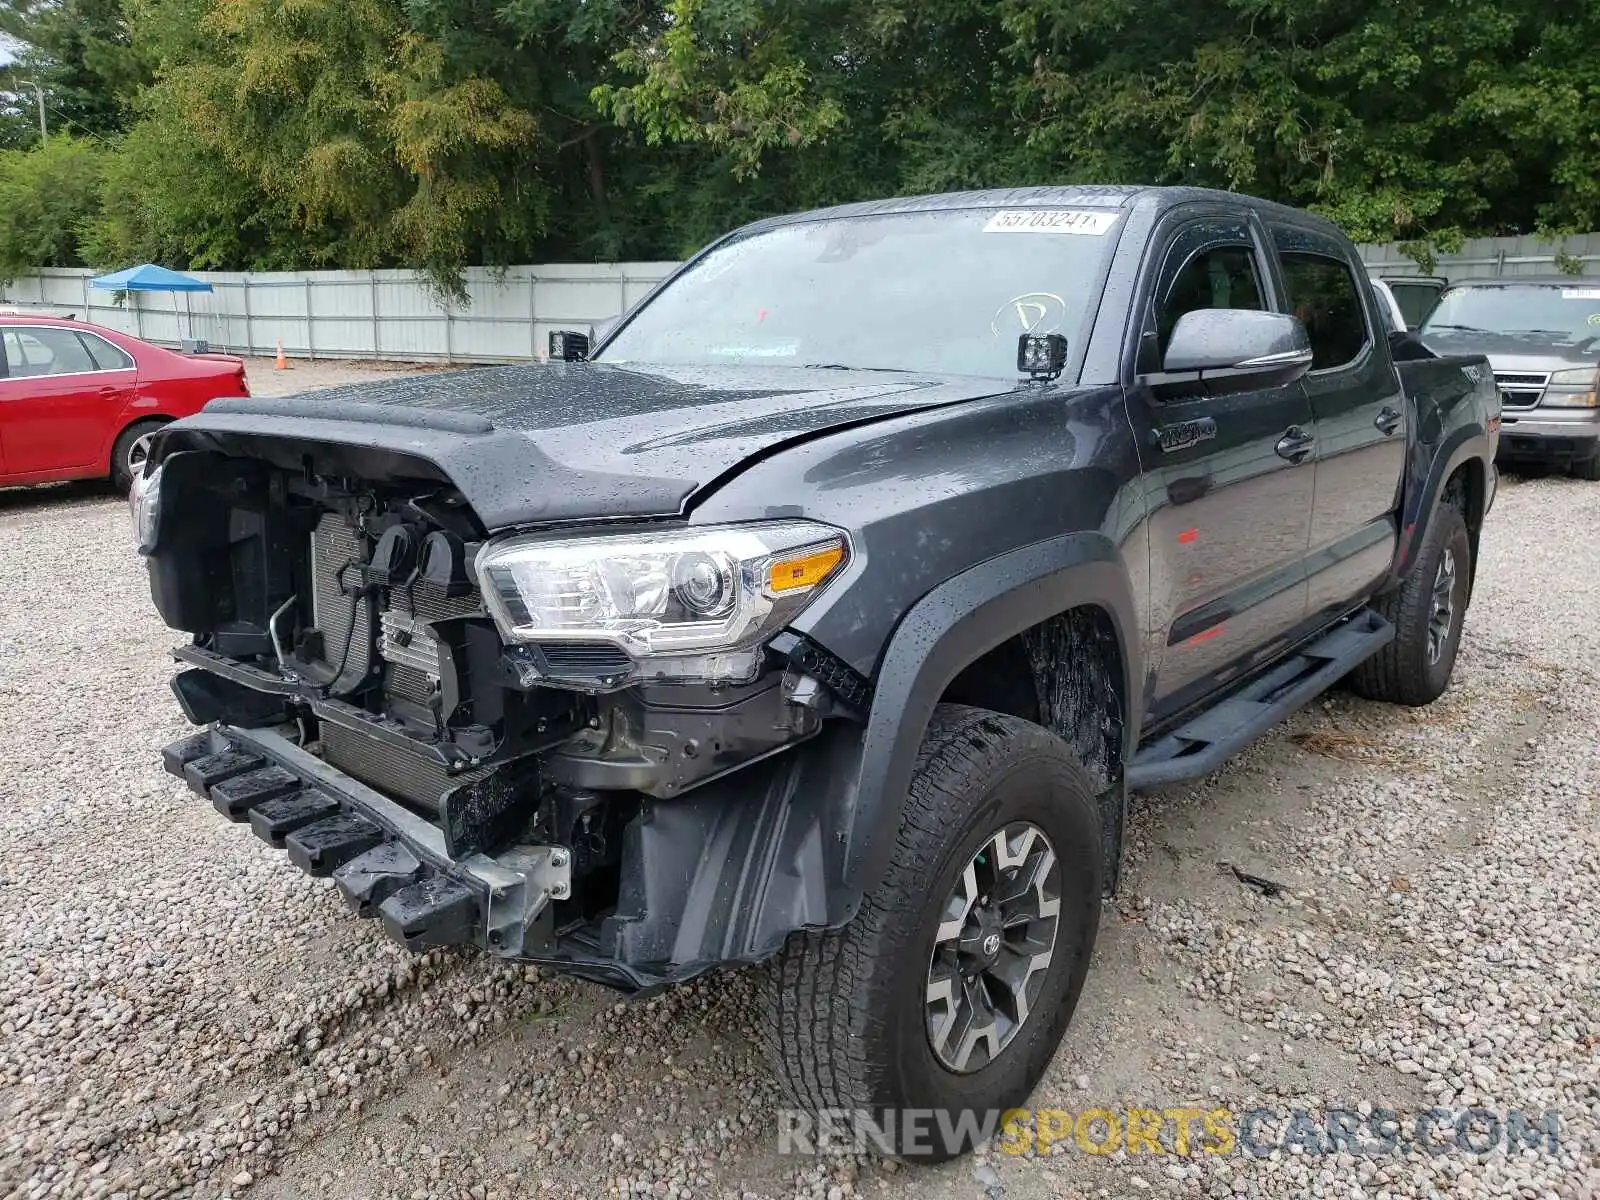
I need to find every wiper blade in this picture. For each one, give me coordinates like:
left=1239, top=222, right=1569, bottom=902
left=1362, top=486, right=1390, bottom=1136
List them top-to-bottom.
left=1424, top=323, right=1487, bottom=332
left=802, top=363, right=911, bottom=373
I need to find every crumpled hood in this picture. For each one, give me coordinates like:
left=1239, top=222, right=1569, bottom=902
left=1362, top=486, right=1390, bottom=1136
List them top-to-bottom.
left=167, top=361, right=1009, bottom=529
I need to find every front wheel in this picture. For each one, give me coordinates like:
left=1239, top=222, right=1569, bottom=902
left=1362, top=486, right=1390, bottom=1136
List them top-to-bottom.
left=1348, top=502, right=1471, bottom=706
left=762, top=705, right=1103, bottom=1162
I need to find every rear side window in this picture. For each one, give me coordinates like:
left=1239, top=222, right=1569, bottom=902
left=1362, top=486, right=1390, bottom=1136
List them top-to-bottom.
left=1271, top=228, right=1370, bottom=370
left=79, top=332, right=133, bottom=371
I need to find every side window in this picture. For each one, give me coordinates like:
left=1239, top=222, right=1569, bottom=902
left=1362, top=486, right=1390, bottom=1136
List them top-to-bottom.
left=1152, top=219, right=1266, bottom=357
left=1270, top=228, right=1370, bottom=370
left=5, top=327, right=99, bottom=377
left=0, top=331, right=19, bottom=379
left=79, top=333, right=134, bottom=371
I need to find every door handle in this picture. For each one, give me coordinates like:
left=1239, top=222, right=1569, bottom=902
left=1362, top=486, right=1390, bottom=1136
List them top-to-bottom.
left=1374, top=405, right=1402, bottom=435
left=1275, top=426, right=1315, bottom=463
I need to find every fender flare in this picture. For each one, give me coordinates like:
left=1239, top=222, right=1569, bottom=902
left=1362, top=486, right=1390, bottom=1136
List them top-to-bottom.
left=1392, top=426, right=1491, bottom=585
left=841, top=531, right=1143, bottom=895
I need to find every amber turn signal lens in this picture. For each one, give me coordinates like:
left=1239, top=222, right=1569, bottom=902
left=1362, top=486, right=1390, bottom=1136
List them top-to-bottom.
left=766, top=543, right=845, bottom=595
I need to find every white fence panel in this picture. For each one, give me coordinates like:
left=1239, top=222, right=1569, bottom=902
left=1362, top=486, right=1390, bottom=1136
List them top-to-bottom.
left=1359, top=232, right=1600, bottom=279
left=8, top=235, right=1600, bottom=363
left=0, top=262, right=680, bottom=364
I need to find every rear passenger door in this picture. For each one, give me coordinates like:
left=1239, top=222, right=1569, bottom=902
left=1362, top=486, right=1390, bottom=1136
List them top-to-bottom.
left=1125, top=211, right=1317, bottom=722
left=1268, top=225, right=1406, bottom=621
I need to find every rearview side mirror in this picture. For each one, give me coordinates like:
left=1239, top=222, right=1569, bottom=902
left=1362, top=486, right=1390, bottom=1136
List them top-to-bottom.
left=1158, top=310, right=1313, bottom=390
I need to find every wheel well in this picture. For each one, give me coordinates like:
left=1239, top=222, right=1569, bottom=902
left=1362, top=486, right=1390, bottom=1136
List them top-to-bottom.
left=1443, top=459, right=1486, bottom=594
left=1444, top=459, right=1486, bottom=532
left=939, top=604, right=1128, bottom=890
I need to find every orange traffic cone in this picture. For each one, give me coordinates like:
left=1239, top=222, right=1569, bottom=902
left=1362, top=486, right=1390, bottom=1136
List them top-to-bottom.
left=275, top=340, right=289, bottom=371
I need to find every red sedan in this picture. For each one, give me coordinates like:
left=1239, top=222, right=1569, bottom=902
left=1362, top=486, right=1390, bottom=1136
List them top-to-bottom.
left=0, top=315, right=250, bottom=491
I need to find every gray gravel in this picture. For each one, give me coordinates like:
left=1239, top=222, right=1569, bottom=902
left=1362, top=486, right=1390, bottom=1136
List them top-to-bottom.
left=0, top=436, right=1595, bottom=1198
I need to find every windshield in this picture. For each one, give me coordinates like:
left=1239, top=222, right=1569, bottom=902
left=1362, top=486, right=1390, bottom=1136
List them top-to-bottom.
left=595, top=207, right=1123, bottom=376
left=1421, top=283, right=1600, bottom=341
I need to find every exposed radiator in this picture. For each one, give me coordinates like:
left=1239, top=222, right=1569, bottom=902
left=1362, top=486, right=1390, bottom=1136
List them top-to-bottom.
left=307, top=512, right=493, bottom=810
left=308, top=513, right=484, bottom=698
left=310, top=515, right=371, bottom=690
left=320, top=721, right=493, bottom=813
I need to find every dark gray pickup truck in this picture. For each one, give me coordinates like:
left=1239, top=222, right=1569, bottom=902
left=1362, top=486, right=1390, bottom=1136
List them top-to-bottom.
left=136, top=186, right=1497, bottom=1158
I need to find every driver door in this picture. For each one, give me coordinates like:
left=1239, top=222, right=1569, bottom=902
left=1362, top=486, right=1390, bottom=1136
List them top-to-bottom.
left=1123, top=211, right=1318, bottom=722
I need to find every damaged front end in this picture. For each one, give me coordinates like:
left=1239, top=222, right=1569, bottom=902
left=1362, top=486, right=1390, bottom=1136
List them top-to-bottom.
left=136, top=433, right=869, bottom=992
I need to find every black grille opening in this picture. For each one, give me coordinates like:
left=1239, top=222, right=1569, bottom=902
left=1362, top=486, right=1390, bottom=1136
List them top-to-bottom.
left=538, top=643, right=634, bottom=675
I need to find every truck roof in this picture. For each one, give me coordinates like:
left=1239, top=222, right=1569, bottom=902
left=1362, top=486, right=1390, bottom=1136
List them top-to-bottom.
left=739, top=184, right=1347, bottom=241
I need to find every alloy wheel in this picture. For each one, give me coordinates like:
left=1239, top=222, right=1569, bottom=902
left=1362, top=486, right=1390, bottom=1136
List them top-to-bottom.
left=126, top=433, right=156, bottom=480
left=1427, top=546, right=1458, bottom=665
left=925, top=821, right=1061, bottom=1074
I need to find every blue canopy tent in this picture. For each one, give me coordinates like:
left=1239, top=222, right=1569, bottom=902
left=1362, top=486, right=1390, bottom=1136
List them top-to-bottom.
left=89, top=264, right=214, bottom=347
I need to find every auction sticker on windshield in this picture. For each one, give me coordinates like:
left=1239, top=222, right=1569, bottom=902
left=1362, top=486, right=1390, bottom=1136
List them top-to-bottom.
left=983, top=209, right=1120, bottom=235
left=1560, top=287, right=1600, bottom=300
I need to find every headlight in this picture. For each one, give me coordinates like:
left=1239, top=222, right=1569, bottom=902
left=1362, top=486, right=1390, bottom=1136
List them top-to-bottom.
left=1543, top=366, right=1600, bottom=407
left=129, top=461, right=163, bottom=555
left=476, top=521, right=849, bottom=684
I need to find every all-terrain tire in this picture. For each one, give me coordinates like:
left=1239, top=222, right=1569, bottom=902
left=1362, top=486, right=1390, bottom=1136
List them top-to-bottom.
left=110, top=419, right=167, bottom=494
left=1571, top=453, right=1600, bottom=482
left=1347, top=502, right=1471, bottom=707
left=761, top=704, right=1103, bottom=1162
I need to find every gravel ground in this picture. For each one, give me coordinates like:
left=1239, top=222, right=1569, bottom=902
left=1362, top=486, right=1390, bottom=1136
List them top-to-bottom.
left=240, top=358, right=447, bottom=400
left=0, top=401, right=1595, bottom=1198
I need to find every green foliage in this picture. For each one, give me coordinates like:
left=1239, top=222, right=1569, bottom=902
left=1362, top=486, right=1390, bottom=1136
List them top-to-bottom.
left=1, top=0, right=148, bottom=136
left=5, top=0, right=1600, bottom=283
left=592, top=0, right=846, bottom=180
left=0, top=134, right=105, bottom=280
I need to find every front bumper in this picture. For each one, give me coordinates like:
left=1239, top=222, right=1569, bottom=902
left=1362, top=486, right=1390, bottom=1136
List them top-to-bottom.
left=1496, top=407, right=1600, bottom=462
left=164, top=717, right=863, bottom=993
left=166, top=724, right=576, bottom=965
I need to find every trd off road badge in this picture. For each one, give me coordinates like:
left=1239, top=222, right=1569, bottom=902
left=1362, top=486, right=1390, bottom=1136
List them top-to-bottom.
left=1154, top=417, right=1218, bottom=454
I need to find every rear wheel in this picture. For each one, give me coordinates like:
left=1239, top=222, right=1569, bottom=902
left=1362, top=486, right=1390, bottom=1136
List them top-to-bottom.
left=110, top=419, right=166, bottom=494
left=1348, top=502, right=1471, bottom=706
left=762, top=705, right=1103, bottom=1162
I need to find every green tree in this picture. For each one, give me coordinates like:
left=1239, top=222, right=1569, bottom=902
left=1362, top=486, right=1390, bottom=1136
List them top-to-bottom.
left=0, top=0, right=148, bottom=137
left=105, top=0, right=545, bottom=290
left=998, top=0, right=1600, bottom=246
left=0, top=134, right=106, bottom=279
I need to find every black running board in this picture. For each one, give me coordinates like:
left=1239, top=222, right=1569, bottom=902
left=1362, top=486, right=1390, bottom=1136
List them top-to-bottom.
left=1126, top=609, right=1393, bottom=790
